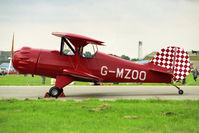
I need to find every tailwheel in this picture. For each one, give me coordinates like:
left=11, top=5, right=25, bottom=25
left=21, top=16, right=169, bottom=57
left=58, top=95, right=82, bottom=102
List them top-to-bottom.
left=171, top=84, right=184, bottom=95
left=49, top=86, right=63, bottom=98
left=178, top=89, right=184, bottom=95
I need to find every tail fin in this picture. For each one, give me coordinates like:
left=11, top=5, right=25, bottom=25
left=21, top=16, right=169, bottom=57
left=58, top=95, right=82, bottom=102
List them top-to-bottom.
left=150, top=46, right=191, bottom=81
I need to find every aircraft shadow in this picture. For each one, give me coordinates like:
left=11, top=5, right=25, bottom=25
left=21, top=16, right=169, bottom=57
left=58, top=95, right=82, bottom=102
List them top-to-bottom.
left=67, top=92, right=179, bottom=98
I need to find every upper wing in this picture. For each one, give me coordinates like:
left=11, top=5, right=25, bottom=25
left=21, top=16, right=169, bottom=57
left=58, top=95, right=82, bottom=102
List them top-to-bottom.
left=52, top=32, right=104, bottom=47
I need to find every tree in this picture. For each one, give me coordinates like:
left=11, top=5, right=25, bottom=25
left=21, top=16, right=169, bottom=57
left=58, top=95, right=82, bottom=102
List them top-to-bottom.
left=109, top=53, right=140, bottom=62
left=109, top=54, right=118, bottom=57
left=120, top=55, right=130, bottom=60
left=131, top=58, right=139, bottom=61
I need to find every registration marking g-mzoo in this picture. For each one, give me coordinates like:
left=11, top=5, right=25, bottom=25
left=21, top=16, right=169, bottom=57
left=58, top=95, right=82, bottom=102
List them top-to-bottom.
left=100, top=66, right=146, bottom=81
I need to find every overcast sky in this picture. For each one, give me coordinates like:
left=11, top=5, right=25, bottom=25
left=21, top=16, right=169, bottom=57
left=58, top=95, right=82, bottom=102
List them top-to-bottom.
left=0, top=0, right=198, bottom=58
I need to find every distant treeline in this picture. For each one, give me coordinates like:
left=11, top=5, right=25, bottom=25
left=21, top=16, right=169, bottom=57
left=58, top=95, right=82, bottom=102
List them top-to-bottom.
left=109, top=54, right=139, bottom=61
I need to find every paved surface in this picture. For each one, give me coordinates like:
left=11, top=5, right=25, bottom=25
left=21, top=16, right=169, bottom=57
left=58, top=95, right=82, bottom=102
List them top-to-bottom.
left=0, top=86, right=199, bottom=100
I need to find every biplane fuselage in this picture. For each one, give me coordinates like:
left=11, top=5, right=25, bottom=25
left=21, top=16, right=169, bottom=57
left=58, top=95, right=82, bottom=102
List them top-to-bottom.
left=12, top=32, right=190, bottom=97
left=13, top=47, right=172, bottom=83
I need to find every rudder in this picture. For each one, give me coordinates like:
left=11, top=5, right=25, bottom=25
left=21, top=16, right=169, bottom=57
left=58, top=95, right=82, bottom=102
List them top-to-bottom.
left=150, top=46, right=191, bottom=81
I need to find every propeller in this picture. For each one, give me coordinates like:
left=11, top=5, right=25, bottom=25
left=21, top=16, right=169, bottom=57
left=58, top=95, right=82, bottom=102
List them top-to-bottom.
left=8, top=32, right=15, bottom=74
left=11, top=32, right=15, bottom=58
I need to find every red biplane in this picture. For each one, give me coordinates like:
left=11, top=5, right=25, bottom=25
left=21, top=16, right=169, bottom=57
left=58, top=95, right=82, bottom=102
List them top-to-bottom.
left=12, top=32, right=191, bottom=98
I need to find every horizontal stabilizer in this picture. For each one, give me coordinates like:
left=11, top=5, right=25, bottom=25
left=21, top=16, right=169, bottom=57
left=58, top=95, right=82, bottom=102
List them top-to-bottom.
left=148, top=62, right=172, bottom=75
left=149, top=68, right=171, bottom=75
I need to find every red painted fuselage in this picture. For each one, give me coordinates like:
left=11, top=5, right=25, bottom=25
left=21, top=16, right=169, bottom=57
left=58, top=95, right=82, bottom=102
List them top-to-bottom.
left=11, top=32, right=191, bottom=97
left=13, top=47, right=172, bottom=84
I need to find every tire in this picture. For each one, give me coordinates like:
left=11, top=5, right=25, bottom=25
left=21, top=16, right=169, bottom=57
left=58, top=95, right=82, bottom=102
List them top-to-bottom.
left=94, top=82, right=100, bottom=85
left=49, top=86, right=62, bottom=98
left=60, top=88, right=63, bottom=93
left=178, top=89, right=184, bottom=95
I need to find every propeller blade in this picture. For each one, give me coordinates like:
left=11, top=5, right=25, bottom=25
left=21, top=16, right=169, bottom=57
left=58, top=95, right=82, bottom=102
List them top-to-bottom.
left=8, top=32, right=15, bottom=74
left=11, top=32, right=15, bottom=58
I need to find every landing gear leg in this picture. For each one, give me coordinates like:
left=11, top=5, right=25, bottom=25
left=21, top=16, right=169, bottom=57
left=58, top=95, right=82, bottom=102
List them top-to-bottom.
left=44, top=76, right=73, bottom=98
left=171, top=84, right=184, bottom=95
left=59, top=88, right=65, bottom=97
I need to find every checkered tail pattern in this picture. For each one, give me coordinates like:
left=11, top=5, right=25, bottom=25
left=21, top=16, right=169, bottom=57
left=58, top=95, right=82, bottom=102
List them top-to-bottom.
left=150, top=46, right=191, bottom=81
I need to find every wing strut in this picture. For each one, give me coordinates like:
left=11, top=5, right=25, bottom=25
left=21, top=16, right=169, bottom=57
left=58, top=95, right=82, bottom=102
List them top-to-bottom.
left=60, top=37, right=76, bottom=56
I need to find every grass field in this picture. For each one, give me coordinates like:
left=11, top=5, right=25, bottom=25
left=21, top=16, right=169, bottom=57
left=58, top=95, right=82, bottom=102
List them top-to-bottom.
left=0, top=73, right=198, bottom=86
left=0, top=75, right=51, bottom=86
left=0, top=99, right=198, bottom=133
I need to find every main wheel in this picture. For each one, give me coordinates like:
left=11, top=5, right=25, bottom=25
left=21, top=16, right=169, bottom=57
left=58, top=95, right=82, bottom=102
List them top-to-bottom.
left=94, top=82, right=100, bottom=85
left=49, top=86, right=62, bottom=98
left=178, top=89, right=184, bottom=95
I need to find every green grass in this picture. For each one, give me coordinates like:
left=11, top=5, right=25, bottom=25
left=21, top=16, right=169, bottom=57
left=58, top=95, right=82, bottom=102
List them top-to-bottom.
left=0, top=73, right=198, bottom=86
left=0, top=75, right=51, bottom=86
left=0, top=99, right=198, bottom=133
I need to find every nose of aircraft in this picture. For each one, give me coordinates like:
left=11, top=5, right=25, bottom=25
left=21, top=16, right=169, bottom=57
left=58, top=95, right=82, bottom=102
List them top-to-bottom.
left=12, top=47, right=40, bottom=74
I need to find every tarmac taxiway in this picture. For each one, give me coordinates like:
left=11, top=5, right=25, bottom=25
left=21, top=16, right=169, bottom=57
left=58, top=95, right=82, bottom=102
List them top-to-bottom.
left=0, top=86, right=198, bottom=100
